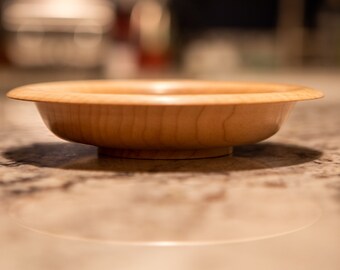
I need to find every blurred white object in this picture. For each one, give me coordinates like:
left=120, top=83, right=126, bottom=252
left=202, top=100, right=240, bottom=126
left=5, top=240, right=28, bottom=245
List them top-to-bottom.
left=2, top=0, right=115, bottom=68
left=183, top=36, right=241, bottom=78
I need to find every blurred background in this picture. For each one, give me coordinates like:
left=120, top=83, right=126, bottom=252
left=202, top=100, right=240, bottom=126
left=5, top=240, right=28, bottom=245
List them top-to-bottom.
left=0, top=0, right=339, bottom=80
left=1, top=2, right=340, bottom=270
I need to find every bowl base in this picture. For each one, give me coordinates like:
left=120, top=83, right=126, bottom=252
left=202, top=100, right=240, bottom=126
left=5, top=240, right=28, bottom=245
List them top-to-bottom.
left=98, top=147, right=233, bottom=160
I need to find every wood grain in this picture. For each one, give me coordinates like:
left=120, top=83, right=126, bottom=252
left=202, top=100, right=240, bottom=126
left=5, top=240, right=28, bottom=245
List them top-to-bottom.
left=7, top=80, right=323, bottom=159
left=7, top=80, right=323, bottom=105
left=35, top=102, right=294, bottom=159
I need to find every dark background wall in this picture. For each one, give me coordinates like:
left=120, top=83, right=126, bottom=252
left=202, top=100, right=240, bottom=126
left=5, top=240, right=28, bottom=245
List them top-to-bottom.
left=169, top=0, right=322, bottom=31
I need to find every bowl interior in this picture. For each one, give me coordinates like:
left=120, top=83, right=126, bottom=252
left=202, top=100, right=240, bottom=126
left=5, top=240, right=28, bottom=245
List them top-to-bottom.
left=7, top=80, right=323, bottom=105
left=65, top=81, right=292, bottom=95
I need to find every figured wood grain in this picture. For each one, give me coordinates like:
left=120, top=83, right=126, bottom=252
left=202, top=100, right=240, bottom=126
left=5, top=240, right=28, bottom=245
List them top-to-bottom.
left=7, top=80, right=323, bottom=159
left=34, top=102, right=294, bottom=159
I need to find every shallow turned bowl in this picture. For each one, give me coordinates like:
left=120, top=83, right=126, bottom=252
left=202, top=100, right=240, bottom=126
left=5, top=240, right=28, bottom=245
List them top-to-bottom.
left=7, top=80, right=323, bottom=159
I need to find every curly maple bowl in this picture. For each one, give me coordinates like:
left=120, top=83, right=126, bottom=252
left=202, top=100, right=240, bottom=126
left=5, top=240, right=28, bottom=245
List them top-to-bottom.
left=7, top=80, right=323, bottom=159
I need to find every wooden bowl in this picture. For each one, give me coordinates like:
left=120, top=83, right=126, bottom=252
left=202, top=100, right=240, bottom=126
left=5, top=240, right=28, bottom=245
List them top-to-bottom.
left=7, top=80, right=323, bottom=159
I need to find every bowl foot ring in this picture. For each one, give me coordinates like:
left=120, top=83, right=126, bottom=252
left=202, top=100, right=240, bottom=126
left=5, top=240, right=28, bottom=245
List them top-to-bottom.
left=98, top=147, right=233, bottom=160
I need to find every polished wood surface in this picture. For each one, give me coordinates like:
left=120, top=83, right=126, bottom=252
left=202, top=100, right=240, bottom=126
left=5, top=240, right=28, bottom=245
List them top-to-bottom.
left=7, top=80, right=323, bottom=159
left=7, top=80, right=323, bottom=105
left=35, top=102, right=293, bottom=159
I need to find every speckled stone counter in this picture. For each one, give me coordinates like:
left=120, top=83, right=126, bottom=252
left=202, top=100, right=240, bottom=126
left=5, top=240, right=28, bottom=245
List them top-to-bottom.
left=0, top=70, right=339, bottom=270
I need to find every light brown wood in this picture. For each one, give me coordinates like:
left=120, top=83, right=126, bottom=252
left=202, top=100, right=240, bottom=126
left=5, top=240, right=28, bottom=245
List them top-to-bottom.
left=7, top=80, right=323, bottom=159
left=7, top=80, right=323, bottom=105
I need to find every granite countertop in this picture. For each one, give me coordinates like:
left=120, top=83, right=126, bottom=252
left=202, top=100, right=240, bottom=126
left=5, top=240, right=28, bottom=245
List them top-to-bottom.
left=0, top=69, right=339, bottom=270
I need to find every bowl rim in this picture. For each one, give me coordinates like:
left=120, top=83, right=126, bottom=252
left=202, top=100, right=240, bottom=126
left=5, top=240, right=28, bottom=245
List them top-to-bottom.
left=7, top=80, right=324, bottom=105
